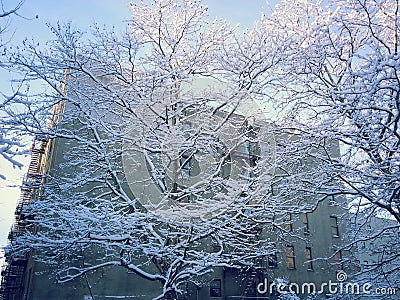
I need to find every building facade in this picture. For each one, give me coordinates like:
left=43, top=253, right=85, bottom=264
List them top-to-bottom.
left=1, top=78, right=348, bottom=300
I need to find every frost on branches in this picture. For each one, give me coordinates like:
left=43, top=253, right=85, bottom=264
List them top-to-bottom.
left=0, top=0, right=26, bottom=179
left=4, top=0, right=400, bottom=298
left=264, top=0, right=400, bottom=288
left=3, top=1, right=297, bottom=299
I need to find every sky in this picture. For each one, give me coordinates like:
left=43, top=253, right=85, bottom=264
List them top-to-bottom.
left=0, top=0, right=277, bottom=260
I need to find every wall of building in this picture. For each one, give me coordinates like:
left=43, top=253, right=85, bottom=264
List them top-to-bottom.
left=2, top=86, right=349, bottom=300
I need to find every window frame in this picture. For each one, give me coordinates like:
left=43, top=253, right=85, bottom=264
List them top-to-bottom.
left=179, top=153, right=192, bottom=176
left=284, top=213, right=293, bottom=232
left=302, top=213, right=310, bottom=234
left=330, top=216, right=339, bottom=237
left=285, top=245, right=296, bottom=269
left=305, top=247, right=313, bottom=271
left=267, top=254, right=278, bottom=268
left=210, top=279, right=222, bottom=297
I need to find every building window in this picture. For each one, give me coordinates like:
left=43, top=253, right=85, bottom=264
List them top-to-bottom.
left=238, top=140, right=250, bottom=155
left=179, top=153, right=191, bottom=176
left=297, top=158, right=303, bottom=167
left=284, top=213, right=292, bottom=232
left=302, top=213, right=309, bottom=234
left=330, top=216, right=339, bottom=237
left=285, top=246, right=295, bottom=269
left=305, top=247, right=313, bottom=271
left=333, top=250, right=343, bottom=270
left=267, top=254, right=278, bottom=268
left=210, top=279, right=222, bottom=297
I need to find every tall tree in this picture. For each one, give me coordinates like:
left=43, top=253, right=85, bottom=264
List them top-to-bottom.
left=7, top=0, right=395, bottom=298
left=263, top=0, right=400, bottom=288
left=5, top=1, right=296, bottom=299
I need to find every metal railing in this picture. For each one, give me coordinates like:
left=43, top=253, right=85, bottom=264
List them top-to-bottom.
left=1, top=135, right=51, bottom=300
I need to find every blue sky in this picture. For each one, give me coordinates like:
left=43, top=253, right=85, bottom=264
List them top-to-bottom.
left=0, top=0, right=277, bottom=251
left=4, top=0, right=270, bottom=42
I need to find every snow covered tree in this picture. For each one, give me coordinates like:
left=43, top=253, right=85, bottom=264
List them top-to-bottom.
left=0, top=0, right=26, bottom=179
left=0, top=0, right=23, bottom=38
left=7, top=0, right=396, bottom=298
left=261, top=0, right=400, bottom=288
left=4, top=1, right=298, bottom=299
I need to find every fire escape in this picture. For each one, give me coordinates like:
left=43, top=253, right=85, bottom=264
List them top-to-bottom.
left=0, top=88, right=65, bottom=300
left=0, top=136, right=51, bottom=300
